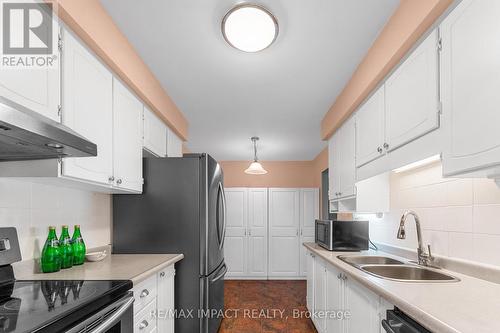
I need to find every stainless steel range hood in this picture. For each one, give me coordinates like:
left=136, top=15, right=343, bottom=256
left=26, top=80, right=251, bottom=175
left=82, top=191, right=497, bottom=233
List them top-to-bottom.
left=0, top=97, right=97, bottom=161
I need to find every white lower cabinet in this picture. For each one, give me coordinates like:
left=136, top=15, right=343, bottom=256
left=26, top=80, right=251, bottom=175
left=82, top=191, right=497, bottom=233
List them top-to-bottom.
left=307, top=250, right=388, bottom=333
left=133, top=265, right=175, bottom=333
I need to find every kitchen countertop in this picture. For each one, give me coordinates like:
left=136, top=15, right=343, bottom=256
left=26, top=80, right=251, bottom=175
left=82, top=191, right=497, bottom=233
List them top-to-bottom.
left=304, top=242, right=500, bottom=333
left=13, top=253, right=184, bottom=285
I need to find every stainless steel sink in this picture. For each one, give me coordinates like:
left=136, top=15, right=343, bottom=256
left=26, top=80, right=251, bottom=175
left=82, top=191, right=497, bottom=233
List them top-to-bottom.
left=338, top=255, right=405, bottom=266
left=360, top=265, right=460, bottom=282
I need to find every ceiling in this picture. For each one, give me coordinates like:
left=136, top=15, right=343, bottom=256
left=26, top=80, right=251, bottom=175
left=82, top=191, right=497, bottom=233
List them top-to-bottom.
left=101, top=0, right=399, bottom=161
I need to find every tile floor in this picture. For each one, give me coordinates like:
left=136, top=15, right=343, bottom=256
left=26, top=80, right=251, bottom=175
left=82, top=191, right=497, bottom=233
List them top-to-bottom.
left=219, top=280, right=317, bottom=333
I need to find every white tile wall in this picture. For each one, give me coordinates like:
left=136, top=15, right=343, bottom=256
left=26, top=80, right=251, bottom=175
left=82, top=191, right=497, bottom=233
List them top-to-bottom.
left=364, top=161, right=500, bottom=267
left=0, top=179, right=111, bottom=261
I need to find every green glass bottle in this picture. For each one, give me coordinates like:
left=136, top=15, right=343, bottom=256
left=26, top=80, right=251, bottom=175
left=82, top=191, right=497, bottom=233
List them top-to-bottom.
left=59, top=225, right=73, bottom=269
left=72, top=225, right=86, bottom=265
left=41, top=226, right=61, bottom=273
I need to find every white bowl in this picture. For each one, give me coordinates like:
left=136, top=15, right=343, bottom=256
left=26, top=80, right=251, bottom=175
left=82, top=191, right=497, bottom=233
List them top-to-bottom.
left=85, top=250, right=107, bottom=262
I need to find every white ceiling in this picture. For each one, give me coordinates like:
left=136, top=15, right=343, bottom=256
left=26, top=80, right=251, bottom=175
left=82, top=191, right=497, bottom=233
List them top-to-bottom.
left=101, top=0, right=399, bottom=161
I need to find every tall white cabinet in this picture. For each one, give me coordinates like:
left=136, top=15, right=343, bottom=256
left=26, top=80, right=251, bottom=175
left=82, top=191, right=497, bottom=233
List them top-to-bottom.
left=225, top=187, right=318, bottom=279
left=224, top=188, right=268, bottom=278
left=268, top=188, right=301, bottom=278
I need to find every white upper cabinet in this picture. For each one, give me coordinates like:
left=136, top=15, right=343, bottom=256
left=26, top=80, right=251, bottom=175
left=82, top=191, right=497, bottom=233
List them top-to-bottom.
left=441, top=0, right=500, bottom=178
left=0, top=18, right=60, bottom=121
left=61, top=28, right=113, bottom=185
left=385, top=30, right=440, bottom=152
left=112, top=78, right=143, bottom=192
left=356, top=86, right=385, bottom=167
left=143, top=106, right=167, bottom=157
left=330, top=116, right=357, bottom=202
left=339, top=117, right=356, bottom=198
left=167, top=128, right=183, bottom=157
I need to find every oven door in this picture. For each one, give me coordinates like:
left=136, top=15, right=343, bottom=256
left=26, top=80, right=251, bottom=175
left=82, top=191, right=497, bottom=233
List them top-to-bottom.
left=66, top=292, right=134, bottom=333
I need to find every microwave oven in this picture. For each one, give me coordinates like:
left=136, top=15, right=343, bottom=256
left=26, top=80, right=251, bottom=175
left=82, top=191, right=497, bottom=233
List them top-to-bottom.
left=315, top=219, right=369, bottom=251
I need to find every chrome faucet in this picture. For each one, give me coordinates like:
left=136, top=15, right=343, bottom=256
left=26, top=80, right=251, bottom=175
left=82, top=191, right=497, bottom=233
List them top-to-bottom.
left=397, top=210, right=433, bottom=266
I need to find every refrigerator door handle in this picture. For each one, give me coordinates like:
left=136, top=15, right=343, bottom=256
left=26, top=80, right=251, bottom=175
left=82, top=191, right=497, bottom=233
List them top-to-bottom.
left=219, top=182, right=227, bottom=250
left=211, top=262, right=228, bottom=282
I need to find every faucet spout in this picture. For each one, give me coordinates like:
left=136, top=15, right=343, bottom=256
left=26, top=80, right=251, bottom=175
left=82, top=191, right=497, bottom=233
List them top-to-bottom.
left=398, top=210, right=432, bottom=266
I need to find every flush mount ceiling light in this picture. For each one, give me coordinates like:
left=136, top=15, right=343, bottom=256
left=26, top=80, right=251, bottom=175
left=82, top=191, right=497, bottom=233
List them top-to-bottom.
left=222, top=4, right=278, bottom=52
left=245, top=137, right=268, bottom=175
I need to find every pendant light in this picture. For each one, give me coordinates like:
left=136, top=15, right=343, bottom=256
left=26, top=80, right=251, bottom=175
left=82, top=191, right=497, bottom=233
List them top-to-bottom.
left=244, top=137, right=268, bottom=175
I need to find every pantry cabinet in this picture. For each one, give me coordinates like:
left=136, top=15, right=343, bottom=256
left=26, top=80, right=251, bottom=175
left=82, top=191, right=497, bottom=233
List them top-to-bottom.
left=441, top=0, right=500, bottom=179
left=0, top=19, right=60, bottom=122
left=61, top=28, right=114, bottom=186
left=385, top=30, right=440, bottom=152
left=112, top=78, right=143, bottom=192
left=143, top=106, right=167, bottom=157
left=329, top=117, right=356, bottom=201
left=224, top=188, right=268, bottom=278
left=268, top=188, right=301, bottom=277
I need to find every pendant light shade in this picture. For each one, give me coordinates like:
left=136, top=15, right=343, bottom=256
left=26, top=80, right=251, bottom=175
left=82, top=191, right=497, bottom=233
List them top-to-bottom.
left=245, top=137, right=267, bottom=175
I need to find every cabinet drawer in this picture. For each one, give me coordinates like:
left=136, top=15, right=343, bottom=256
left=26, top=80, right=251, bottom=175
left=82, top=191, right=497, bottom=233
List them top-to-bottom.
left=133, top=274, right=157, bottom=313
left=134, top=298, right=157, bottom=333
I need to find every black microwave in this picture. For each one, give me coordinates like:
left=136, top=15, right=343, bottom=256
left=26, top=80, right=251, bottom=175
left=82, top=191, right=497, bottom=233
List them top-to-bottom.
left=315, top=219, right=369, bottom=251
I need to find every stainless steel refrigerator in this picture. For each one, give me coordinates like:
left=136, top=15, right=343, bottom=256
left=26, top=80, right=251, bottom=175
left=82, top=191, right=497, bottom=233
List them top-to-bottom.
left=112, top=154, right=227, bottom=333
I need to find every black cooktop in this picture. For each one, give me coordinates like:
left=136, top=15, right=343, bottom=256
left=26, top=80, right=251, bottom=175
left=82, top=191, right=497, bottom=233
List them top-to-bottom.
left=0, top=279, right=132, bottom=333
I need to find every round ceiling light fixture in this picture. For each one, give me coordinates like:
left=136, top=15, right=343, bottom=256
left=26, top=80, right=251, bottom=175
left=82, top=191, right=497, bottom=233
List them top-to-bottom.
left=222, top=4, right=278, bottom=52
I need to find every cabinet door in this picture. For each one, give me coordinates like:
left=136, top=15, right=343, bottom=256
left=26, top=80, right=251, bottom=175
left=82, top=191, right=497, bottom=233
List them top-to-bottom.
left=441, top=0, right=500, bottom=176
left=0, top=18, right=60, bottom=121
left=61, top=28, right=113, bottom=185
left=385, top=30, right=440, bottom=152
left=113, top=78, right=143, bottom=192
left=355, top=86, right=385, bottom=167
left=143, top=106, right=167, bottom=157
left=339, top=118, right=356, bottom=198
left=166, top=128, right=183, bottom=157
left=328, top=133, right=341, bottom=200
left=224, top=188, right=248, bottom=277
left=247, top=188, right=268, bottom=277
left=268, top=188, right=300, bottom=277
left=300, top=189, right=319, bottom=276
left=306, top=251, right=315, bottom=313
left=313, top=258, right=327, bottom=333
left=326, top=265, right=343, bottom=333
left=157, top=267, right=175, bottom=333
left=344, top=277, right=380, bottom=333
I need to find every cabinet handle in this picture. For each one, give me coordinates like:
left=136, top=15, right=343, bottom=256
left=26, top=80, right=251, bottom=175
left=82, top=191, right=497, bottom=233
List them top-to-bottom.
left=383, top=143, right=389, bottom=150
left=377, top=147, right=383, bottom=153
left=108, top=176, right=115, bottom=182
left=116, top=178, right=123, bottom=185
left=248, top=229, right=251, bottom=236
left=296, top=229, right=299, bottom=236
left=300, top=229, right=303, bottom=236
left=244, top=230, right=247, bottom=236
left=160, top=271, right=165, bottom=278
left=337, top=273, right=342, bottom=279
left=342, top=274, right=348, bottom=281
left=139, top=289, right=149, bottom=298
left=139, top=320, right=149, bottom=330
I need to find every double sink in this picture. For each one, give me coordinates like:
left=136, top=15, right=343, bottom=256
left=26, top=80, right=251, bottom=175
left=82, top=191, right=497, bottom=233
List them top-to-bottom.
left=338, top=255, right=460, bottom=283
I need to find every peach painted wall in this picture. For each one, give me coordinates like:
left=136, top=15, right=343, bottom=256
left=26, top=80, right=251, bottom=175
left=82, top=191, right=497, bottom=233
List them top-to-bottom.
left=49, top=0, right=188, bottom=140
left=321, top=0, right=453, bottom=140
left=220, top=148, right=329, bottom=188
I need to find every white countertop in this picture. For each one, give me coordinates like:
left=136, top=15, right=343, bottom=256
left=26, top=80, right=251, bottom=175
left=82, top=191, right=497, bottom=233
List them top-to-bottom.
left=304, top=242, right=500, bottom=333
left=14, top=253, right=184, bottom=285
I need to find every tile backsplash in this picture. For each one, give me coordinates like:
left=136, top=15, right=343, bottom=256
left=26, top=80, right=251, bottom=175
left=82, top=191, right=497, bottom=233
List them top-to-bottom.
left=363, top=161, right=500, bottom=267
left=0, top=179, right=111, bottom=261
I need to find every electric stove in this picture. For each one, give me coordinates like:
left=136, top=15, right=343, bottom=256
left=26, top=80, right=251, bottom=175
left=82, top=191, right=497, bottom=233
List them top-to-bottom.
left=0, top=228, right=134, bottom=333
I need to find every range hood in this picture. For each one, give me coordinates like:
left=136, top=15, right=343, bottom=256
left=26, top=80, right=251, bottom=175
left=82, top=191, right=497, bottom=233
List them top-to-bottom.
left=0, top=97, right=97, bottom=161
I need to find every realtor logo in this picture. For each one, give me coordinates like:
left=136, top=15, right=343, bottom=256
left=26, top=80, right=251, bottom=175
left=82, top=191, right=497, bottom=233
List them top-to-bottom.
left=1, top=1, right=56, bottom=68
left=2, top=2, right=53, bottom=54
